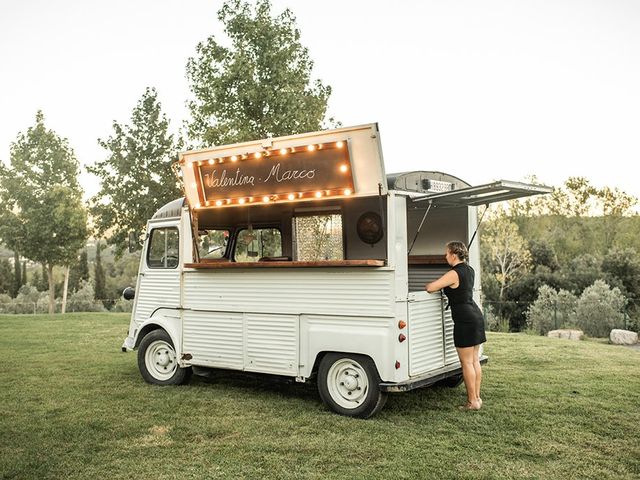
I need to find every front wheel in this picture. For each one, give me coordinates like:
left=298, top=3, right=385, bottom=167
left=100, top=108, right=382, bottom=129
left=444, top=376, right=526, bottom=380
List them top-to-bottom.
left=137, top=329, right=192, bottom=385
left=317, top=353, right=387, bottom=418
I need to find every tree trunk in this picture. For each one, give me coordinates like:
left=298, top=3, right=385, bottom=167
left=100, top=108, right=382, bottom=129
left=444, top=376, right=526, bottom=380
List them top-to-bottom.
left=48, top=263, right=55, bottom=314
left=61, top=266, right=70, bottom=314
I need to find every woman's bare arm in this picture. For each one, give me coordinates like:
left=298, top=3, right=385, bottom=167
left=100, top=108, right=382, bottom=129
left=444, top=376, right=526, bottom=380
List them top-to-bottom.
left=425, top=270, right=459, bottom=293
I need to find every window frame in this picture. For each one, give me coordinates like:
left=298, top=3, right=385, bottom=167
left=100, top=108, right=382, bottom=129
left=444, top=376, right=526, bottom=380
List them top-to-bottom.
left=232, top=225, right=284, bottom=262
left=146, top=227, right=180, bottom=270
left=196, top=227, right=232, bottom=261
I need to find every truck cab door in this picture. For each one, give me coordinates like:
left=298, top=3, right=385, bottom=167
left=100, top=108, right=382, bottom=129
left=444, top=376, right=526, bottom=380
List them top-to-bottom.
left=131, top=224, right=182, bottom=325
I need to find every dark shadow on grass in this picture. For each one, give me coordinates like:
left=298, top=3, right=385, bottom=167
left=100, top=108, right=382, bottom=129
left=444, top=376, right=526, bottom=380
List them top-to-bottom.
left=187, top=366, right=467, bottom=418
left=190, top=367, right=320, bottom=402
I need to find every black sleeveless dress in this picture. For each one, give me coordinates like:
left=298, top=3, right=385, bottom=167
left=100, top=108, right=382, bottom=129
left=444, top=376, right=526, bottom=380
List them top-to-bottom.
left=443, top=263, right=487, bottom=348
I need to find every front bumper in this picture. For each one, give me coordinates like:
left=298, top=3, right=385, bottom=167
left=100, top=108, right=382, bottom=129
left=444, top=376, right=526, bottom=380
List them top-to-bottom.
left=121, top=335, right=135, bottom=352
left=380, top=355, right=489, bottom=392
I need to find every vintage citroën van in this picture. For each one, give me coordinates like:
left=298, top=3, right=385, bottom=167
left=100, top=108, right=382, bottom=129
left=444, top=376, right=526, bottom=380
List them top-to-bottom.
left=122, top=123, right=550, bottom=418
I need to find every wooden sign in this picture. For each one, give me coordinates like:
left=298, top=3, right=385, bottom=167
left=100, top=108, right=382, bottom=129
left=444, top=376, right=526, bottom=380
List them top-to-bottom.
left=190, top=141, right=354, bottom=206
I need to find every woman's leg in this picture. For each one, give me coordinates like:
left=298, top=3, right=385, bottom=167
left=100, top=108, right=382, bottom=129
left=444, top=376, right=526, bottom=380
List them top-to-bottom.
left=473, top=344, right=482, bottom=403
left=456, top=346, right=479, bottom=408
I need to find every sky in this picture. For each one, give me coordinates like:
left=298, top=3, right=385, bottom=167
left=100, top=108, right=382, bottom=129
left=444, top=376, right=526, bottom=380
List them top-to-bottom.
left=1, top=0, right=639, bottom=203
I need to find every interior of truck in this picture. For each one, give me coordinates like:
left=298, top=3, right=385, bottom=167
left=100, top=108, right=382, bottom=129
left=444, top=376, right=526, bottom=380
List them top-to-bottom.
left=191, top=195, right=388, bottom=265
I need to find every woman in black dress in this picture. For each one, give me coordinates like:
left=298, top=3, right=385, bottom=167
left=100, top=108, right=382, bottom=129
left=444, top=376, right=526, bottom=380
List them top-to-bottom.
left=426, top=241, right=486, bottom=411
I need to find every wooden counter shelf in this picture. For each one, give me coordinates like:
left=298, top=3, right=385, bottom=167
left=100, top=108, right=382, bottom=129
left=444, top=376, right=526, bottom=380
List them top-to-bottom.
left=184, top=259, right=385, bottom=269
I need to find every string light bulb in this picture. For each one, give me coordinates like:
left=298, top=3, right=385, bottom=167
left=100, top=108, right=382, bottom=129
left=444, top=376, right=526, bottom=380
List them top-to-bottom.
left=336, top=141, right=344, bottom=148
left=307, top=144, right=316, bottom=152
left=280, top=148, right=288, bottom=155
left=254, top=152, right=262, bottom=159
left=231, top=155, right=238, bottom=162
left=340, top=164, right=348, bottom=173
left=344, top=188, right=352, bottom=196
left=315, top=191, right=323, bottom=198
left=287, top=193, right=295, bottom=201
left=262, top=196, right=270, bottom=203
left=238, top=198, right=246, bottom=205
left=215, top=200, right=223, bottom=206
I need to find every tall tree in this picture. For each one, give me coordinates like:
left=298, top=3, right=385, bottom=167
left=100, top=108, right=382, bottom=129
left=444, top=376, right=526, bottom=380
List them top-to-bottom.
left=186, top=0, right=334, bottom=147
left=88, top=88, right=181, bottom=255
left=0, top=111, right=88, bottom=313
left=595, top=186, right=637, bottom=249
left=481, top=215, right=532, bottom=305
left=94, top=241, right=107, bottom=305
left=68, top=249, right=90, bottom=293
left=12, top=251, right=21, bottom=297
left=0, top=259, right=12, bottom=295
left=21, top=261, right=27, bottom=287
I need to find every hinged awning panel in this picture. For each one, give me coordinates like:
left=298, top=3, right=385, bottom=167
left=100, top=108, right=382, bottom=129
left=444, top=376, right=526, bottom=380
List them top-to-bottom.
left=179, top=123, right=387, bottom=210
left=412, top=180, right=552, bottom=208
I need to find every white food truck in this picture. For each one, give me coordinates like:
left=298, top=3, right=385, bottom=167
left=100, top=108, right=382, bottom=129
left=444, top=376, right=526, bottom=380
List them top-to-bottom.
left=122, top=123, right=550, bottom=418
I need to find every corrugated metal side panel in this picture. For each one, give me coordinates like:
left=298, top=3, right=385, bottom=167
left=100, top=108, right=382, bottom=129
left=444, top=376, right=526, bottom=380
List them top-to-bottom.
left=408, top=266, right=449, bottom=292
left=183, top=269, right=394, bottom=317
left=134, top=273, right=181, bottom=322
left=408, top=297, right=444, bottom=376
left=443, top=309, right=458, bottom=365
left=182, top=310, right=243, bottom=369
left=245, top=313, right=298, bottom=375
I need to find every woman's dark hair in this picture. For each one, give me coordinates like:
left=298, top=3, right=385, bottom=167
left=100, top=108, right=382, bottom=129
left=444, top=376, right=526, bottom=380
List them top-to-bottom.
left=446, top=241, right=469, bottom=262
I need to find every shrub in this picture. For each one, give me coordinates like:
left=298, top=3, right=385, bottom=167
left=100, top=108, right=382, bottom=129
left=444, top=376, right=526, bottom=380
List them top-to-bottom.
left=574, top=280, right=625, bottom=338
left=66, top=281, right=106, bottom=312
left=13, top=285, right=49, bottom=314
left=525, top=285, right=577, bottom=335
left=0, top=293, right=13, bottom=313
left=111, top=297, right=133, bottom=313
left=483, top=303, right=510, bottom=332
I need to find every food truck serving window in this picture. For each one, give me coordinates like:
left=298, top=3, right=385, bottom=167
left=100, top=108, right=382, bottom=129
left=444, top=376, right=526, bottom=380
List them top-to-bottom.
left=293, top=213, right=344, bottom=261
left=147, top=227, right=179, bottom=269
left=235, top=228, right=283, bottom=262
left=198, top=229, right=229, bottom=260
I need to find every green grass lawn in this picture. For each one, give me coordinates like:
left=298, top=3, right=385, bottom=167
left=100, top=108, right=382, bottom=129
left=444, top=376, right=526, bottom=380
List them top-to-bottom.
left=1, top=314, right=638, bottom=480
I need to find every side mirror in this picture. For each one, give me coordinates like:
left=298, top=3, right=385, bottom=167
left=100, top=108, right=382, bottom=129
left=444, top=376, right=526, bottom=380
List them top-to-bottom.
left=128, top=231, right=137, bottom=253
left=122, top=287, right=135, bottom=301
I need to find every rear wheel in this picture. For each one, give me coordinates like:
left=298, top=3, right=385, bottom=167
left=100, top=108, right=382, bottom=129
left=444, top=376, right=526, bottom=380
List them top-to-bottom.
left=137, top=329, right=192, bottom=385
left=317, top=353, right=387, bottom=418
